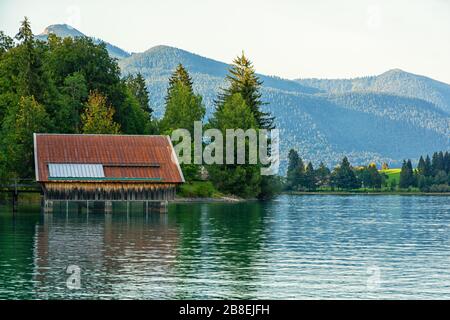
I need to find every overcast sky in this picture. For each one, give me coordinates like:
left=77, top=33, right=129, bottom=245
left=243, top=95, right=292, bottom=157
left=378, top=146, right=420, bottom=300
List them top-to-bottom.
left=1, top=0, right=449, bottom=83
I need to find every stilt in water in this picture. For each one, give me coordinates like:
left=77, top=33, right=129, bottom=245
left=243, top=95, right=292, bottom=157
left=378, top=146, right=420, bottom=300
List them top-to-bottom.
left=43, top=199, right=53, bottom=214
left=105, top=201, right=113, bottom=214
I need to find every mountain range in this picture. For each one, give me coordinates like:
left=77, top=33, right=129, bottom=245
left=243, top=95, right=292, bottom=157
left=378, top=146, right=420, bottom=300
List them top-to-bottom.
left=36, top=24, right=450, bottom=169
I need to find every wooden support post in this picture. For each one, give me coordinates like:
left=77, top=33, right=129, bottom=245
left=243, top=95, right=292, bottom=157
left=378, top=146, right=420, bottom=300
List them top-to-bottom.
left=43, top=199, right=53, bottom=214
left=159, top=200, right=168, bottom=214
left=105, top=201, right=112, bottom=214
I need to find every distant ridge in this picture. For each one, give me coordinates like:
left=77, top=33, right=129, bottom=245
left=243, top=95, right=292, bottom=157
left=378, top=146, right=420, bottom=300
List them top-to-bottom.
left=296, top=69, right=450, bottom=114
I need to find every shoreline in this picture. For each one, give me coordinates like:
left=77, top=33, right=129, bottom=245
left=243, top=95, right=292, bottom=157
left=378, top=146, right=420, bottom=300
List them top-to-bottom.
left=285, top=191, right=450, bottom=196
left=174, top=195, right=251, bottom=203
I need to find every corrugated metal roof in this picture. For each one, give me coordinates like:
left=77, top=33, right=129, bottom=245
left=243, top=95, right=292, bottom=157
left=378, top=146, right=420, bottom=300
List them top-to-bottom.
left=34, top=134, right=184, bottom=183
left=48, top=164, right=105, bottom=178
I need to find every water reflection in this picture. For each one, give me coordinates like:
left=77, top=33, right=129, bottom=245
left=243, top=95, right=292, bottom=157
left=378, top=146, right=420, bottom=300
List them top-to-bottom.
left=1, top=195, right=450, bottom=299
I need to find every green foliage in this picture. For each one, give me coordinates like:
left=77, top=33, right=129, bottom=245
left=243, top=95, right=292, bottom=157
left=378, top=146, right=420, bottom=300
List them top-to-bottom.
left=0, top=18, right=155, bottom=178
left=0, top=31, right=14, bottom=55
left=216, top=53, right=274, bottom=130
left=167, top=64, right=193, bottom=97
left=161, top=66, right=205, bottom=182
left=56, top=72, right=88, bottom=132
left=124, top=73, right=153, bottom=116
left=161, top=81, right=205, bottom=135
left=81, top=91, right=120, bottom=134
left=208, top=93, right=261, bottom=198
left=0, top=96, right=49, bottom=178
left=331, top=157, right=359, bottom=190
left=399, top=160, right=415, bottom=188
left=356, top=164, right=383, bottom=189
left=178, top=181, right=219, bottom=198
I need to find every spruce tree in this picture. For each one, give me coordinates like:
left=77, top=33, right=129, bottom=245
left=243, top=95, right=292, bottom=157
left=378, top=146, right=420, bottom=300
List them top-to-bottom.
left=216, top=52, right=274, bottom=130
left=167, top=64, right=193, bottom=99
left=125, top=73, right=152, bottom=116
left=208, top=93, right=261, bottom=197
left=286, top=149, right=300, bottom=190
left=444, top=151, right=450, bottom=174
left=424, top=155, right=432, bottom=177
left=417, top=156, right=426, bottom=175
left=399, top=159, right=414, bottom=188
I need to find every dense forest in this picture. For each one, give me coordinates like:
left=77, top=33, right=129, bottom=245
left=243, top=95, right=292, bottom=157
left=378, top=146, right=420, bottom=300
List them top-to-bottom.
left=0, top=18, right=278, bottom=199
left=0, top=18, right=154, bottom=180
left=286, top=149, right=450, bottom=192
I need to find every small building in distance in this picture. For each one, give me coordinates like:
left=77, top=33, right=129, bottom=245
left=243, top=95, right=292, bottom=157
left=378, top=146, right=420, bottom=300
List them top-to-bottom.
left=33, top=133, right=184, bottom=213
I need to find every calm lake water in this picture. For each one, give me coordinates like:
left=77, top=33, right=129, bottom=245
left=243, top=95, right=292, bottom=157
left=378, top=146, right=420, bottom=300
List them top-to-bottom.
left=1, top=195, right=450, bottom=299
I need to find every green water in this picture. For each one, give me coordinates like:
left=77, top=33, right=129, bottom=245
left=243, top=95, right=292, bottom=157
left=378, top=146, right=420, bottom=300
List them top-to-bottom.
left=1, top=195, right=450, bottom=299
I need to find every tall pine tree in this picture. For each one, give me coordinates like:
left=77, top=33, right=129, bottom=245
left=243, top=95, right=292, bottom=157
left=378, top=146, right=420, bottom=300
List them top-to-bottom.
left=216, top=52, right=274, bottom=130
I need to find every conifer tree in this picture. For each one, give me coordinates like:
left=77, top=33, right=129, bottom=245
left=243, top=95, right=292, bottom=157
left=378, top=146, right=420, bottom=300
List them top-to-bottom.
left=216, top=52, right=274, bottom=130
left=167, top=64, right=194, bottom=98
left=125, top=73, right=152, bottom=116
left=208, top=93, right=261, bottom=197
left=424, top=155, right=432, bottom=177
left=417, top=156, right=426, bottom=175
left=399, top=159, right=414, bottom=188
left=304, top=162, right=316, bottom=190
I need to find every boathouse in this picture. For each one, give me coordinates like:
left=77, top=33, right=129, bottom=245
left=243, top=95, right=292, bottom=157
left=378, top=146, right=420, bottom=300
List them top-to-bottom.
left=33, top=133, right=184, bottom=212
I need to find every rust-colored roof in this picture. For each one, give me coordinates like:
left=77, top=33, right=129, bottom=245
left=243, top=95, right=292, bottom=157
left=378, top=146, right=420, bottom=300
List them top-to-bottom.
left=34, top=134, right=184, bottom=183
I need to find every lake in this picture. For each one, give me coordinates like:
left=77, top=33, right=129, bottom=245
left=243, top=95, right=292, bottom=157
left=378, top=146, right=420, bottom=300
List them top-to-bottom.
left=1, top=195, right=450, bottom=299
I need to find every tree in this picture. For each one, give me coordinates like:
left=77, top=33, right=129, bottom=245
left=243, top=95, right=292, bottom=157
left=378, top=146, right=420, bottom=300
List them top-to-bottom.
left=9, top=17, right=50, bottom=103
left=0, top=31, right=14, bottom=55
left=216, top=52, right=274, bottom=130
left=167, top=64, right=193, bottom=97
left=162, top=67, right=205, bottom=181
left=56, top=72, right=88, bottom=132
left=125, top=73, right=153, bottom=116
left=161, top=74, right=205, bottom=136
left=81, top=91, right=120, bottom=134
left=208, top=93, right=261, bottom=198
left=0, top=96, right=49, bottom=178
left=286, top=149, right=300, bottom=190
left=444, top=151, right=450, bottom=174
left=431, top=152, right=444, bottom=175
left=424, top=155, right=432, bottom=177
left=417, top=156, right=426, bottom=176
left=331, top=157, right=359, bottom=190
left=399, top=159, right=414, bottom=188
left=304, top=162, right=316, bottom=190
left=315, top=162, right=331, bottom=188
left=381, top=162, right=389, bottom=170
left=367, top=165, right=383, bottom=189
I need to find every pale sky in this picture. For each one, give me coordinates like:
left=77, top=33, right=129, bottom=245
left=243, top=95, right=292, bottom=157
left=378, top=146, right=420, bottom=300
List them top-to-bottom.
left=1, top=0, right=450, bottom=83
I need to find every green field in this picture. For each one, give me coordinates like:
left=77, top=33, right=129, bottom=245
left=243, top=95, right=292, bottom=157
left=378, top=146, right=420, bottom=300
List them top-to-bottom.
left=380, top=168, right=401, bottom=185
